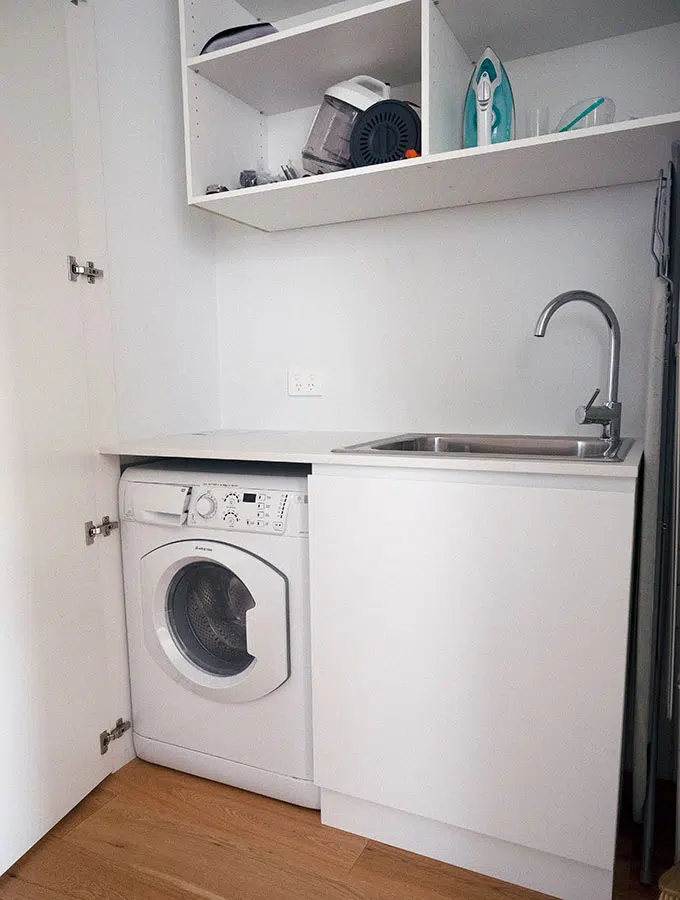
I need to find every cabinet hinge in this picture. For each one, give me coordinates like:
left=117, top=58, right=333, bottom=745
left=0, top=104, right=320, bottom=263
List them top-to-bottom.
left=68, top=255, right=104, bottom=284
left=85, top=516, right=119, bottom=546
left=100, top=718, right=131, bottom=755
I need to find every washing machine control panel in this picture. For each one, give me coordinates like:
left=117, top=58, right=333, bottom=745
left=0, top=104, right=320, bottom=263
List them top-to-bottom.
left=188, top=483, right=306, bottom=535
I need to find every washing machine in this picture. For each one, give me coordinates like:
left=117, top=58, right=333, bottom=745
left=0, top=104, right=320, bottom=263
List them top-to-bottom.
left=119, top=461, right=319, bottom=808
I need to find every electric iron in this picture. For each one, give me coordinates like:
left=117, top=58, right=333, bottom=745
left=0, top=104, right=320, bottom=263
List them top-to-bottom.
left=463, top=47, right=515, bottom=148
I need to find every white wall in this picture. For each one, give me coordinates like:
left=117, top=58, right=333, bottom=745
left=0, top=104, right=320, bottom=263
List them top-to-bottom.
left=94, top=0, right=220, bottom=441
left=91, top=8, right=675, bottom=443
left=506, top=22, right=680, bottom=135
left=214, top=23, right=679, bottom=439
left=216, top=183, right=654, bottom=437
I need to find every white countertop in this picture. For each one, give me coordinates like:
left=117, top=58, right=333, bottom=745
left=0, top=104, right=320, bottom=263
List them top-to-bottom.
left=101, top=429, right=642, bottom=478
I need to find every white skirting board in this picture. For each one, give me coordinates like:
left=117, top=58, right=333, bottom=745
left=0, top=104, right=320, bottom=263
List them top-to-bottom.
left=134, top=733, right=321, bottom=809
left=320, top=790, right=613, bottom=900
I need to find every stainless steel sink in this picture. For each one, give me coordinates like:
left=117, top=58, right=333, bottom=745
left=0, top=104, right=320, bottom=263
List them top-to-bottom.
left=333, top=433, right=634, bottom=462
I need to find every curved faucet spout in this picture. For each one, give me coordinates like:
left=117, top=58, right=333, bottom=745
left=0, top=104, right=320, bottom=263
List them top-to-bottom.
left=534, top=290, right=621, bottom=404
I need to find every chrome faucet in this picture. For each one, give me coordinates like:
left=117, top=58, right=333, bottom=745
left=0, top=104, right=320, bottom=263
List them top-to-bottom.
left=534, top=290, right=622, bottom=442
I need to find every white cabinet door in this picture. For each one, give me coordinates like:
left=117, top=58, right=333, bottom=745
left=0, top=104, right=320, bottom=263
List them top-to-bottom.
left=0, top=1, right=125, bottom=873
left=309, top=471, right=636, bottom=871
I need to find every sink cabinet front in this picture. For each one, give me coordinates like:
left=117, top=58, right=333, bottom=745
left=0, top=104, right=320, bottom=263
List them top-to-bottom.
left=308, top=464, right=638, bottom=900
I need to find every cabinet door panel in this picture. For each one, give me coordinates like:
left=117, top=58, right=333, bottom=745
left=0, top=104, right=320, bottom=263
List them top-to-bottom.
left=0, top=0, right=121, bottom=873
left=309, top=473, right=635, bottom=870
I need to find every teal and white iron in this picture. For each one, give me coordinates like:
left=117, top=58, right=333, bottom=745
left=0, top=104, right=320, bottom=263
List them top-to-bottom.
left=463, top=47, right=515, bottom=148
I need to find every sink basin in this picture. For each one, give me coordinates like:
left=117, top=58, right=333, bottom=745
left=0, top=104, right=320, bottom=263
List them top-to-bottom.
left=333, top=433, right=633, bottom=462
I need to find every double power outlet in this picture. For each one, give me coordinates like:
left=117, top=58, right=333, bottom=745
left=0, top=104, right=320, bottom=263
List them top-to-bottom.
left=287, top=371, right=323, bottom=397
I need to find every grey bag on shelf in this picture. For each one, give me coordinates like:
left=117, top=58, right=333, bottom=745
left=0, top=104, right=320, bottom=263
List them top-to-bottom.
left=200, top=23, right=277, bottom=54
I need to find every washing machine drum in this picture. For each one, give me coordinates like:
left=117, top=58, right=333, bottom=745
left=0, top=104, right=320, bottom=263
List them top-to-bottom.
left=142, top=541, right=290, bottom=703
left=168, top=562, right=255, bottom=676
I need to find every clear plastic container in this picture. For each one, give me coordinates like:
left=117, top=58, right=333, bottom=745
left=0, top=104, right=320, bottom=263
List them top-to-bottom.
left=302, top=76, right=390, bottom=175
left=556, top=97, right=615, bottom=132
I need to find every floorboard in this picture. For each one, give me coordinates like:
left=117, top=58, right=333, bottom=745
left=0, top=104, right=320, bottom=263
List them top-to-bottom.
left=99, top=759, right=366, bottom=879
left=0, top=760, right=671, bottom=900
left=346, top=840, right=549, bottom=900
left=0, top=881, right=72, bottom=900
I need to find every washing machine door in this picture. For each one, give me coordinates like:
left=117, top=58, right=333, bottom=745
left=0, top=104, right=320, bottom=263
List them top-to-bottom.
left=141, top=540, right=289, bottom=703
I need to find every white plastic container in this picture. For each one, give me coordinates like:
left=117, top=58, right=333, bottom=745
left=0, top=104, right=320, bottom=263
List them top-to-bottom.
left=302, top=76, right=390, bottom=175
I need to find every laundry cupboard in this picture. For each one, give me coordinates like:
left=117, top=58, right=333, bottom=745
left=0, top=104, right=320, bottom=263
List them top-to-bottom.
left=3, top=0, right=679, bottom=895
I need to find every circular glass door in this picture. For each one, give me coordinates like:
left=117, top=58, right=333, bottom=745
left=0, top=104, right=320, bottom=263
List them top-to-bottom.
left=142, top=541, right=289, bottom=702
left=167, top=561, right=256, bottom=676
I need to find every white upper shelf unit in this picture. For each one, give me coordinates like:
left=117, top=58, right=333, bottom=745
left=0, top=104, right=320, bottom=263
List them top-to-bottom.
left=180, top=0, right=680, bottom=231
left=187, top=0, right=422, bottom=115
left=192, top=114, right=680, bottom=232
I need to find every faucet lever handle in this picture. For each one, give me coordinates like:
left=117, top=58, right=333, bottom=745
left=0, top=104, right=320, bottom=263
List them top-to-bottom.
left=576, top=388, right=606, bottom=427
left=584, top=388, right=601, bottom=411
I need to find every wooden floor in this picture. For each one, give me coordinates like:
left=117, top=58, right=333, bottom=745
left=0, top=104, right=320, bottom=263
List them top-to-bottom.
left=0, top=760, right=668, bottom=900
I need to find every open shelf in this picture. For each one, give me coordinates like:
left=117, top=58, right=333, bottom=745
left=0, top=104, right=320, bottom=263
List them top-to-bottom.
left=180, top=0, right=680, bottom=231
left=187, top=0, right=421, bottom=116
left=435, top=0, right=680, bottom=61
left=190, top=113, right=680, bottom=231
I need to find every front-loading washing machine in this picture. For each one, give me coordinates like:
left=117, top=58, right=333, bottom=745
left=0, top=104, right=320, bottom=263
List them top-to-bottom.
left=120, top=461, right=319, bottom=808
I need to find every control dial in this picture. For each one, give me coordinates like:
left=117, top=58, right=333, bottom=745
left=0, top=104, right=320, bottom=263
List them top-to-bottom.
left=195, top=492, right=217, bottom=519
left=224, top=512, right=239, bottom=528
